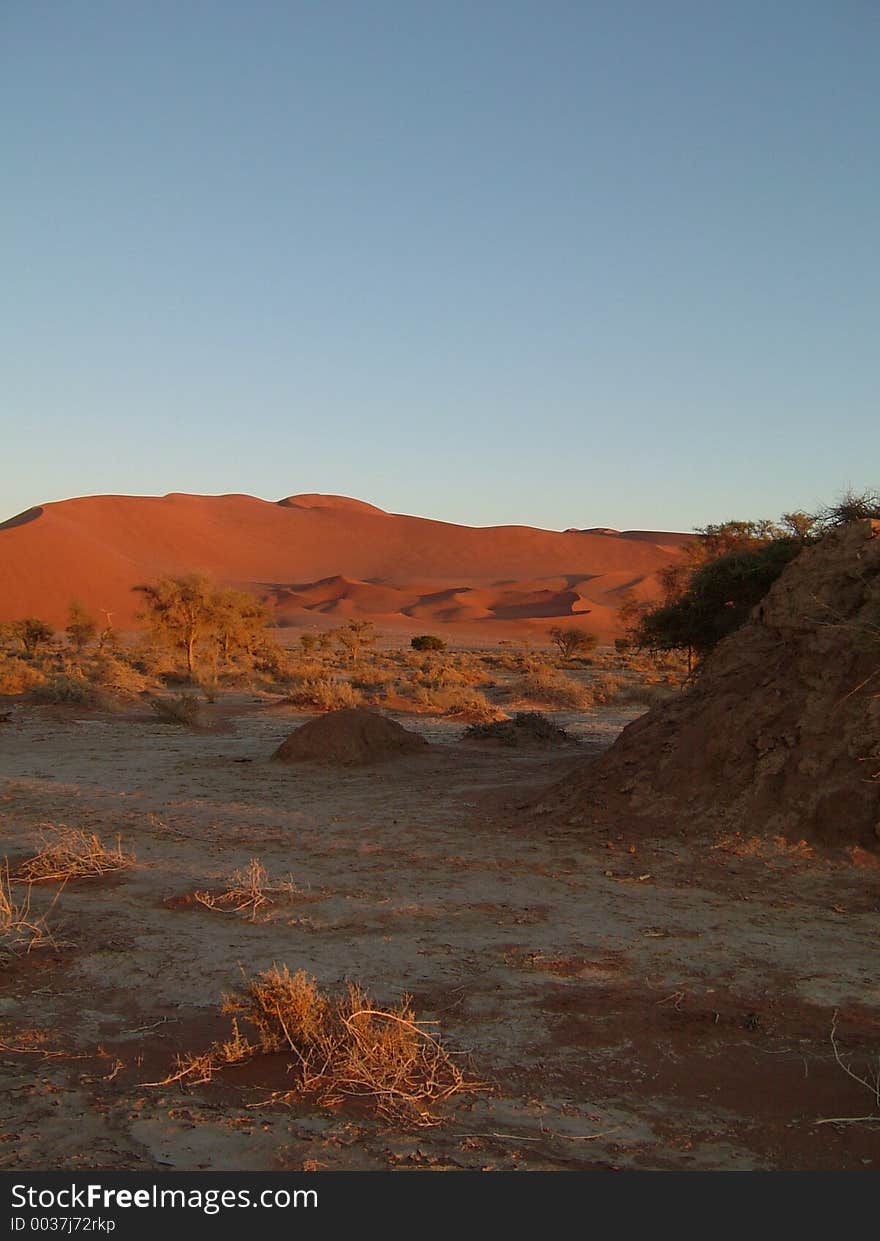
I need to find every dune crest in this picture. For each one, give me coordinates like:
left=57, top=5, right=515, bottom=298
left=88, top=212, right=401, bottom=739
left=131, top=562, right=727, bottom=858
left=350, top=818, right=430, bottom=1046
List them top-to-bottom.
left=0, top=491, right=691, bottom=637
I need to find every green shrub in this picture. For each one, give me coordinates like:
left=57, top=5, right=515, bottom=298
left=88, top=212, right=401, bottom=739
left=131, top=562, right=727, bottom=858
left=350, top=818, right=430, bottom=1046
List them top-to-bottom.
left=635, top=539, right=803, bottom=663
left=411, top=634, right=446, bottom=652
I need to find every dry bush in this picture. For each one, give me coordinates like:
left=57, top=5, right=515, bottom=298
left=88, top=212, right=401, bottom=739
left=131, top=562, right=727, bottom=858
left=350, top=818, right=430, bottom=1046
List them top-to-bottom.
left=609, top=646, right=689, bottom=683
left=479, top=649, right=522, bottom=673
left=0, top=657, right=47, bottom=696
left=283, top=658, right=327, bottom=683
left=514, top=661, right=594, bottom=710
left=350, top=663, right=397, bottom=698
left=30, top=672, right=108, bottom=707
left=589, top=673, right=624, bottom=704
left=285, top=677, right=363, bottom=711
left=410, top=685, right=502, bottom=721
left=150, top=692, right=204, bottom=726
left=464, top=711, right=571, bottom=747
left=16, top=827, right=135, bottom=882
left=195, top=859, right=298, bottom=922
left=0, top=861, right=56, bottom=954
left=150, top=965, right=482, bottom=1124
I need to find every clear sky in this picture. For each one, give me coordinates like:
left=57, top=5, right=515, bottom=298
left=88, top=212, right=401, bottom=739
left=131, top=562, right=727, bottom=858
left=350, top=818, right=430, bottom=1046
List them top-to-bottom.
left=2, top=1, right=877, bottom=532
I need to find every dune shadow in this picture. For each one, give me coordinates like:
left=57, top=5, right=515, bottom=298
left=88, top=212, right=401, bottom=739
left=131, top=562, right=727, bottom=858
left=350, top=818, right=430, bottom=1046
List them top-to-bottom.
left=0, top=506, right=43, bottom=531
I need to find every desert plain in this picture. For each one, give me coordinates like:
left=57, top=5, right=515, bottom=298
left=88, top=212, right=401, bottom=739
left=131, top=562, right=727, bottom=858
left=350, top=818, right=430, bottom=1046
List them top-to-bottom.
left=0, top=495, right=878, bottom=1172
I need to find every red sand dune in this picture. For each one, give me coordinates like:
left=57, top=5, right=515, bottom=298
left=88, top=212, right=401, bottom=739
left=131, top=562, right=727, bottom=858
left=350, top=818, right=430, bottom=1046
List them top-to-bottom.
left=0, top=492, right=691, bottom=640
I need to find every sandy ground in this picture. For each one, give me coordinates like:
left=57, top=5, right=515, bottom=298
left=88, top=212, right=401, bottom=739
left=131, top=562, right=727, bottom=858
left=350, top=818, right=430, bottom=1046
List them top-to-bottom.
left=1, top=699, right=879, bottom=1172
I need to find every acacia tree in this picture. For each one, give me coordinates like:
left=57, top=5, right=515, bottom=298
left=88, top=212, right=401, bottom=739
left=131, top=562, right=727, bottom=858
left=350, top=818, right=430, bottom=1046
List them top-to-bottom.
left=631, top=516, right=816, bottom=670
left=634, top=540, right=804, bottom=669
left=135, top=576, right=271, bottom=678
left=135, top=576, right=210, bottom=676
left=211, top=587, right=271, bottom=664
left=335, top=619, right=377, bottom=663
left=548, top=626, right=598, bottom=661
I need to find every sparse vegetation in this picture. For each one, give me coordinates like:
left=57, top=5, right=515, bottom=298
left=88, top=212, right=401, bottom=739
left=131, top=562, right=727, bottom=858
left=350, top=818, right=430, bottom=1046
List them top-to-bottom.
left=30, top=672, right=107, bottom=707
left=194, top=859, right=299, bottom=922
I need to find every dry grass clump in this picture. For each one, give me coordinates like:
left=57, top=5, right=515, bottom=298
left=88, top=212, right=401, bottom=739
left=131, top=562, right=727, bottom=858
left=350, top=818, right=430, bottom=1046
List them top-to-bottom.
left=282, top=658, right=327, bottom=684
left=514, top=661, right=594, bottom=710
left=349, top=666, right=397, bottom=700
left=286, top=677, right=363, bottom=711
left=617, top=681, right=681, bottom=707
left=410, top=685, right=502, bottom=721
left=150, top=692, right=204, bottom=726
left=16, top=826, right=135, bottom=883
left=194, top=858, right=299, bottom=922
left=0, top=862, right=56, bottom=953
left=150, top=965, right=482, bottom=1124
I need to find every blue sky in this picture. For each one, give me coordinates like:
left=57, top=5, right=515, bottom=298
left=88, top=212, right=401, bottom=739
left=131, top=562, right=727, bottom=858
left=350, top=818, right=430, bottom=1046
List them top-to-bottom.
left=2, top=1, right=877, bottom=531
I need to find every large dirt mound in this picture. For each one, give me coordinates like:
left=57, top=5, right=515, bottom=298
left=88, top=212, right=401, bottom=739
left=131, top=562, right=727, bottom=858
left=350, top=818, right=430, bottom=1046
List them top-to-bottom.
left=549, top=520, right=880, bottom=848
left=273, top=708, right=429, bottom=765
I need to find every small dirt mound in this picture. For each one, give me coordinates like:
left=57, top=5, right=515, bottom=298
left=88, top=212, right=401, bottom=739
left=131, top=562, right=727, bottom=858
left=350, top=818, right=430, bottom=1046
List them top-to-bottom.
left=545, top=520, right=880, bottom=849
left=273, top=708, right=429, bottom=765
left=465, top=712, right=572, bottom=747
